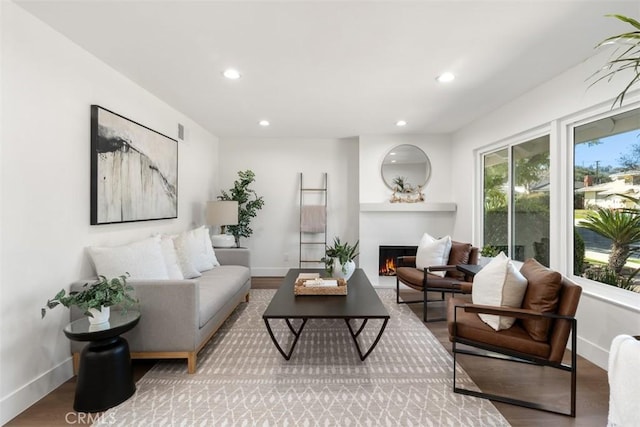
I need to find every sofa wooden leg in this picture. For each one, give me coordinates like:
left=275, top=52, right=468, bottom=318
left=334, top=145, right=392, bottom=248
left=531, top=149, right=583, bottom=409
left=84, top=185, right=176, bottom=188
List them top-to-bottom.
left=245, top=292, right=250, bottom=302
left=72, top=352, right=80, bottom=375
left=187, top=353, right=197, bottom=374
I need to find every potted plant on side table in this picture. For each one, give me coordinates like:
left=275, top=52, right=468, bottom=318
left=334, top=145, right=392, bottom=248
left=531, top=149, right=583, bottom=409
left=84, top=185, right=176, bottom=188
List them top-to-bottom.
left=322, top=237, right=360, bottom=280
left=41, top=273, right=138, bottom=324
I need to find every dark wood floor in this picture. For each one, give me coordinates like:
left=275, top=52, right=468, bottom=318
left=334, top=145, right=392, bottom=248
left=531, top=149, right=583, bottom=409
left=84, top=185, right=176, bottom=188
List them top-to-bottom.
left=7, top=277, right=609, bottom=426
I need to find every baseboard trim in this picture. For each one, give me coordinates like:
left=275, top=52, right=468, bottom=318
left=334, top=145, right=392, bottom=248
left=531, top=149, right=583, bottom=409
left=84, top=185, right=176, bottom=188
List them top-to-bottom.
left=251, top=267, right=291, bottom=276
left=576, top=335, right=609, bottom=371
left=0, top=357, right=73, bottom=425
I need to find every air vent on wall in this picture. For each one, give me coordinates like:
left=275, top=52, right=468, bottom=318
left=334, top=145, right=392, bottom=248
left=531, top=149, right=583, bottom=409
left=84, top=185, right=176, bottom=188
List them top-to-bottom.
left=178, top=123, right=185, bottom=141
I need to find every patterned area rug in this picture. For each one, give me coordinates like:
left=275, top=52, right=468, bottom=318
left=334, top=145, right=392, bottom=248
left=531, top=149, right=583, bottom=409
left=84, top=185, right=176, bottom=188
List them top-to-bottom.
left=95, top=289, right=509, bottom=426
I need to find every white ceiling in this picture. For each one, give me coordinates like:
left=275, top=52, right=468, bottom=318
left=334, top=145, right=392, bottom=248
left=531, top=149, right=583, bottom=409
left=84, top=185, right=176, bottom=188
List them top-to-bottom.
left=14, top=0, right=640, bottom=139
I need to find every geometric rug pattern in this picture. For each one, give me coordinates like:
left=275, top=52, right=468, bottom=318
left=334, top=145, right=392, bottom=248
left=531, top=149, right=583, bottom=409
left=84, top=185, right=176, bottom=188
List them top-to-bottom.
left=94, top=289, right=510, bottom=426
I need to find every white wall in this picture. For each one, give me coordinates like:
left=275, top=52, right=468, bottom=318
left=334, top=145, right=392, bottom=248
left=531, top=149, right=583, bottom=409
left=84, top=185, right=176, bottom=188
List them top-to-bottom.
left=0, top=2, right=219, bottom=423
left=451, top=52, right=640, bottom=369
left=358, top=135, right=457, bottom=284
left=218, top=137, right=359, bottom=276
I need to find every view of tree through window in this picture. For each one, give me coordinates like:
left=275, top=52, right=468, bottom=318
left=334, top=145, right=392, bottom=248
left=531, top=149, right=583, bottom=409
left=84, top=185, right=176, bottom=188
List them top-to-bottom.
left=574, top=108, right=640, bottom=293
left=483, top=136, right=550, bottom=265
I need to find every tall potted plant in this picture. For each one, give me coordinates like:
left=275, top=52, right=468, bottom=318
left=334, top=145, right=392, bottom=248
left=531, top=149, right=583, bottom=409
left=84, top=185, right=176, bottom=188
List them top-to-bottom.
left=218, top=170, right=265, bottom=247
left=321, top=237, right=359, bottom=280
left=42, top=274, right=137, bottom=324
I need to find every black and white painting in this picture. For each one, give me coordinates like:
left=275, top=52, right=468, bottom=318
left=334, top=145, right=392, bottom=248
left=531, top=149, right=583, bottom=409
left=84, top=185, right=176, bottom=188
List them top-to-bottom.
left=90, top=105, right=178, bottom=225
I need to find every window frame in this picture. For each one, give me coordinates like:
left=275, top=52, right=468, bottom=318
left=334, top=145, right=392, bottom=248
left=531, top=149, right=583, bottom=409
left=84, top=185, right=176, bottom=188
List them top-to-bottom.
left=559, top=100, right=640, bottom=311
left=476, top=125, right=551, bottom=262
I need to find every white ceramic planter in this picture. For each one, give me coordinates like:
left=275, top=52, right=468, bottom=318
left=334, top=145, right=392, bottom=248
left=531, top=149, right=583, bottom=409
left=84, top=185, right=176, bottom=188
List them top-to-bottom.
left=332, top=259, right=356, bottom=280
left=87, top=306, right=110, bottom=325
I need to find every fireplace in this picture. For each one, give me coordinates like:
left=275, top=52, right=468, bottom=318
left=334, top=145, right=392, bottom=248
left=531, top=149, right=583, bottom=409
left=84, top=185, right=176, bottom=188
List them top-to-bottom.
left=379, top=245, right=417, bottom=276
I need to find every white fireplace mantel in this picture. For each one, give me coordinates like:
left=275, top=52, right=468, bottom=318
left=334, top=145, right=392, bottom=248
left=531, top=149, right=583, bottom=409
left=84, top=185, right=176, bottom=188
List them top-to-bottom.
left=359, top=202, right=456, bottom=212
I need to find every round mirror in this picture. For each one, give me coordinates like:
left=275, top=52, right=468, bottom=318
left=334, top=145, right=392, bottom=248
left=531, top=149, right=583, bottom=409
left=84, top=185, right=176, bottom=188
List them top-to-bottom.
left=381, top=144, right=431, bottom=191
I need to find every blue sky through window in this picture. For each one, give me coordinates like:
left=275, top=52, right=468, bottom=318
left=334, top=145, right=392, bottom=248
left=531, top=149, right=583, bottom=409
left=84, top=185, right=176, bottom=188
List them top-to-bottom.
left=575, top=130, right=640, bottom=169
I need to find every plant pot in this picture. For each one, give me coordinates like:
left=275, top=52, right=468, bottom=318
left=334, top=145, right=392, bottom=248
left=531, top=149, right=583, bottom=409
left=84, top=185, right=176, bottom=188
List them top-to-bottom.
left=332, top=259, right=356, bottom=280
left=87, top=306, right=110, bottom=325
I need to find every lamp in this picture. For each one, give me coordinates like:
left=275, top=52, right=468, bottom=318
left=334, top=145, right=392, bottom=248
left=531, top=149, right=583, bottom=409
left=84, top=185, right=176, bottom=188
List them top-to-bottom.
left=206, top=201, right=238, bottom=248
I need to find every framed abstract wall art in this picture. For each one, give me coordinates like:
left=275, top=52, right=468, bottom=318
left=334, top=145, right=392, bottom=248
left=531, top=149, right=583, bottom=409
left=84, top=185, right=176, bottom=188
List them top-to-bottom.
left=90, top=105, right=178, bottom=225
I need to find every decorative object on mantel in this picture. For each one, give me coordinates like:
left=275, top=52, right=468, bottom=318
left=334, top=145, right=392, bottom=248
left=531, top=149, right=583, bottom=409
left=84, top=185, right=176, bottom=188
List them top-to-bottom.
left=90, top=105, right=178, bottom=225
left=381, top=144, right=431, bottom=203
left=217, top=170, right=265, bottom=247
left=390, top=176, right=425, bottom=203
left=206, top=200, right=239, bottom=248
left=321, top=237, right=359, bottom=280
left=41, top=274, right=138, bottom=324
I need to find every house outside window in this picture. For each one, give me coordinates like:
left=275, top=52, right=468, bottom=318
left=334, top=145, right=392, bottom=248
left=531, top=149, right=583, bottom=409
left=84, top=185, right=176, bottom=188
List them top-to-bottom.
left=573, top=108, right=640, bottom=294
left=482, top=135, right=550, bottom=265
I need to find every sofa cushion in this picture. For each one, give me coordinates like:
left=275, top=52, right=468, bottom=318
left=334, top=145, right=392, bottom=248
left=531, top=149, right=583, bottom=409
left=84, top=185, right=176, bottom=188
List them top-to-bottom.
left=416, top=233, right=452, bottom=277
left=88, top=236, right=169, bottom=280
left=471, top=252, right=528, bottom=331
left=519, top=258, right=563, bottom=342
left=198, top=265, right=251, bottom=327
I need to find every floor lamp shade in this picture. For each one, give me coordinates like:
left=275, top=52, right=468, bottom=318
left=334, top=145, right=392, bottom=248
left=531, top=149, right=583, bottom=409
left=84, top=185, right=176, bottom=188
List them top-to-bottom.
left=206, top=201, right=238, bottom=247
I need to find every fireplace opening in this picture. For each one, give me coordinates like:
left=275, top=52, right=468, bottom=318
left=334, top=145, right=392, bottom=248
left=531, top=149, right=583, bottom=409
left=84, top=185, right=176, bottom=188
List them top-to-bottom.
left=379, top=245, right=417, bottom=276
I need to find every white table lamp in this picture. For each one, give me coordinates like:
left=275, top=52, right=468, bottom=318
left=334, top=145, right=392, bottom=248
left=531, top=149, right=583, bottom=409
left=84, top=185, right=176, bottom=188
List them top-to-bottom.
left=206, top=201, right=239, bottom=247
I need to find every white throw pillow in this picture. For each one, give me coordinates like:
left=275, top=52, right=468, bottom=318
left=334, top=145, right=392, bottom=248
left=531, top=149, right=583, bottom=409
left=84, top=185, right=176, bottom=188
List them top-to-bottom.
left=196, top=226, right=220, bottom=267
left=172, top=233, right=203, bottom=279
left=415, top=233, right=452, bottom=278
left=88, top=236, right=169, bottom=280
left=159, top=236, right=184, bottom=280
left=471, top=252, right=528, bottom=331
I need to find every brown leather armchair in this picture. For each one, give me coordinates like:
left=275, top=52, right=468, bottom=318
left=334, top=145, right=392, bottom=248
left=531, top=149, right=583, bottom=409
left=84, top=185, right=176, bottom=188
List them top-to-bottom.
left=395, top=241, right=478, bottom=322
left=447, top=262, right=582, bottom=417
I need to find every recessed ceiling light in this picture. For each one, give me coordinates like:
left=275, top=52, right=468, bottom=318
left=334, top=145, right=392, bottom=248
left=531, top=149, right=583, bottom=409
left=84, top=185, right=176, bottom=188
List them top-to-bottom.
left=222, top=68, right=241, bottom=80
left=436, top=72, right=455, bottom=83
left=259, top=120, right=270, bottom=127
left=396, top=120, right=407, bottom=127
left=390, top=152, right=396, bottom=155
left=391, top=160, right=397, bottom=163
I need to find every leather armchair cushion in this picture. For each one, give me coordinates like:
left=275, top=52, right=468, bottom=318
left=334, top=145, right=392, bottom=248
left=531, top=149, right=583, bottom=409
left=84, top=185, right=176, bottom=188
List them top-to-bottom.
left=446, top=242, right=472, bottom=279
left=520, top=258, right=563, bottom=342
left=396, top=267, right=463, bottom=291
left=447, top=297, right=551, bottom=359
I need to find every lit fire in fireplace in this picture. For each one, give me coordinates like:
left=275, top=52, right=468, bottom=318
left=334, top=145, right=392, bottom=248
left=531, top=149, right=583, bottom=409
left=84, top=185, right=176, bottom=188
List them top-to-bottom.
left=379, top=258, right=397, bottom=276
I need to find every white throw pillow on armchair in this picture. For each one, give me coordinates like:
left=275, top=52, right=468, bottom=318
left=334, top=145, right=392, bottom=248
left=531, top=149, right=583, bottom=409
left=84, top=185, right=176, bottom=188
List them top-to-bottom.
left=415, top=233, right=452, bottom=278
left=471, top=252, right=528, bottom=330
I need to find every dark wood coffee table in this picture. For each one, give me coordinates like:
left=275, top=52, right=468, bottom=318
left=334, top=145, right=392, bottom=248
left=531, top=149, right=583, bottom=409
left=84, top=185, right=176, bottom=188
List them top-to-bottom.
left=263, top=268, right=390, bottom=361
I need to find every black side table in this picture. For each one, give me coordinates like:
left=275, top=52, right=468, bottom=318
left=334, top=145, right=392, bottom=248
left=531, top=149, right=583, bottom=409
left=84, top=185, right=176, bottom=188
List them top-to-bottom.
left=456, top=264, right=483, bottom=279
left=63, top=310, right=140, bottom=413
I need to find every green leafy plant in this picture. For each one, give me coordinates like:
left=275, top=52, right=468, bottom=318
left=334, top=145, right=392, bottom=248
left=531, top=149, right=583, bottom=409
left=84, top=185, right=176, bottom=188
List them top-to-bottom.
left=591, top=14, right=640, bottom=107
left=218, top=170, right=265, bottom=247
left=580, top=207, right=640, bottom=273
left=321, top=237, right=360, bottom=274
left=480, top=245, right=499, bottom=257
left=584, top=265, right=639, bottom=291
left=41, top=274, right=137, bottom=319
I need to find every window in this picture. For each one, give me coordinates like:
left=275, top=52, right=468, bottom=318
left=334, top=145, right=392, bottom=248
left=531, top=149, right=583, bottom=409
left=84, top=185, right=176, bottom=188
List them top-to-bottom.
left=573, top=108, right=640, bottom=293
left=482, top=135, right=550, bottom=265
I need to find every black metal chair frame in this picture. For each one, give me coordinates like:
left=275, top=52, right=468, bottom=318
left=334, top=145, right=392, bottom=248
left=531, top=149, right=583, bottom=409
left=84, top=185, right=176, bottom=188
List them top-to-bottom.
left=395, top=257, right=469, bottom=322
left=451, top=303, right=578, bottom=417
